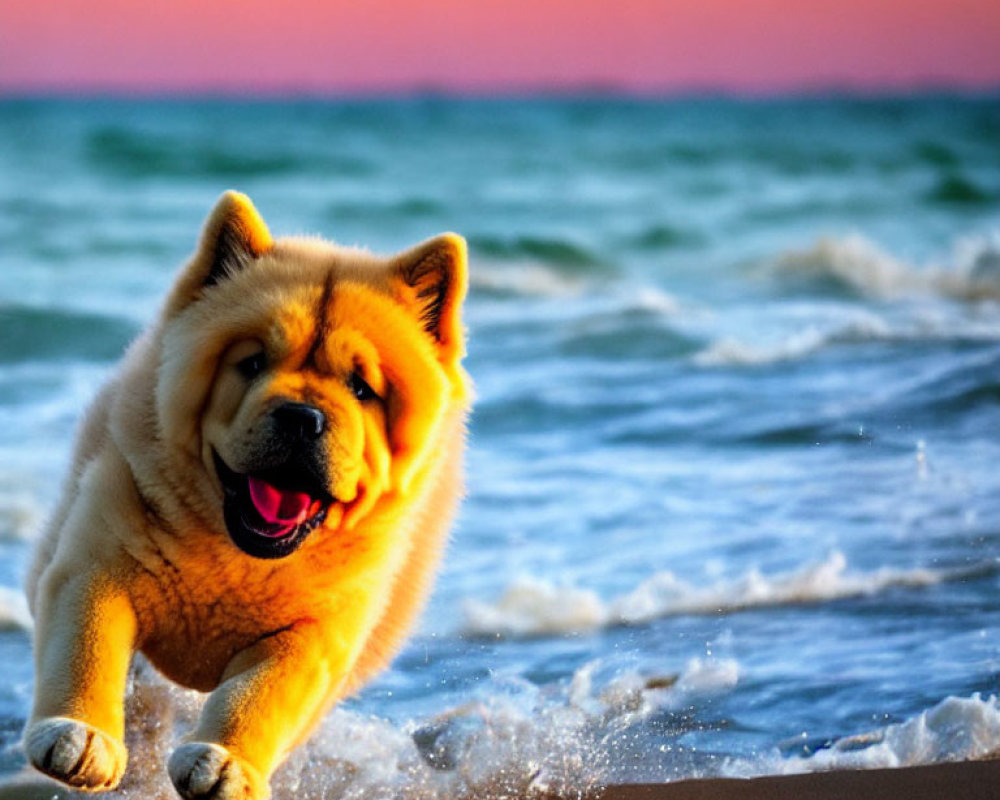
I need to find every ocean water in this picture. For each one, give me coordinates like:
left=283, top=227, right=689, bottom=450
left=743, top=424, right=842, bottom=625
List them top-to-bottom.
left=1, top=94, right=1000, bottom=796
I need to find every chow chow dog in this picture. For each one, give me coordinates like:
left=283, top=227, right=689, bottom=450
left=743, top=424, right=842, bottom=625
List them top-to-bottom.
left=22, top=192, right=470, bottom=799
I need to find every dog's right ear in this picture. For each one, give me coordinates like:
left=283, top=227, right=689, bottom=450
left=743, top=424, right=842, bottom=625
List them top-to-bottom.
left=164, top=191, right=273, bottom=317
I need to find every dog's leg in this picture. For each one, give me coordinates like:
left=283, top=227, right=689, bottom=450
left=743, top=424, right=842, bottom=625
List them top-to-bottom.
left=24, top=570, right=136, bottom=791
left=168, top=620, right=338, bottom=800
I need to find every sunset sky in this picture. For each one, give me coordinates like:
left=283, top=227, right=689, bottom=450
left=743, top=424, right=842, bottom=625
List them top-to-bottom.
left=1, top=0, right=999, bottom=95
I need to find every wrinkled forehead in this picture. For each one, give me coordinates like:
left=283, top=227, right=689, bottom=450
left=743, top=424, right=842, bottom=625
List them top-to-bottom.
left=170, top=235, right=445, bottom=385
left=200, top=237, right=390, bottom=332
left=268, top=238, right=396, bottom=293
left=227, top=263, right=437, bottom=372
left=263, top=277, right=436, bottom=370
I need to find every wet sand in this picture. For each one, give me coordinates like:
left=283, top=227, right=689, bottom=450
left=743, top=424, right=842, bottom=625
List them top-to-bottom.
left=598, top=759, right=1000, bottom=800
left=2, top=760, right=999, bottom=800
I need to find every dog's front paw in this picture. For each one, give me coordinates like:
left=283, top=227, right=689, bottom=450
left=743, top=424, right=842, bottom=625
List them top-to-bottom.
left=25, top=716, right=127, bottom=790
left=168, top=742, right=266, bottom=800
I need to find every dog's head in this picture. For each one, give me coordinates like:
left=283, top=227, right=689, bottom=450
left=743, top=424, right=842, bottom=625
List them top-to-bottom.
left=154, top=192, right=469, bottom=559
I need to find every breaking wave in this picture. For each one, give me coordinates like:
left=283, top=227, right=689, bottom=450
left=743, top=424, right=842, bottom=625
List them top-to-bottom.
left=773, top=232, right=1000, bottom=302
left=469, top=264, right=587, bottom=298
left=693, top=311, right=892, bottom=367
left=0, top=489, right=43, bottom=545
left=461, top=552, right=999, bottom=638
left=0, top=586, right=30, bottom=632
left=2, top=630, right=995, bottom=797
left=0, top=655, right=741, bottom=798
left=730, top=693, right=1000, bottom=776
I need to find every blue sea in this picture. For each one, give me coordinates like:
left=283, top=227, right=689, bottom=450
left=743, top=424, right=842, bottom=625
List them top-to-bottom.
left=1, top=94, right=1000, bottom=797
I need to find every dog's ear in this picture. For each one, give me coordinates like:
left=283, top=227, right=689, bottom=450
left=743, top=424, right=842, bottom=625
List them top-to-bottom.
left=200, top=190, right=273, bottom=287
left=164, top=191, right=273, bottom=317
left=388, top=233, right=468, bottom=365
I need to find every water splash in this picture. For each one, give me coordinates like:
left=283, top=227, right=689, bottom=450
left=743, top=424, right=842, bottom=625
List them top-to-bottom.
left=1, top=655, right=738, bottom=799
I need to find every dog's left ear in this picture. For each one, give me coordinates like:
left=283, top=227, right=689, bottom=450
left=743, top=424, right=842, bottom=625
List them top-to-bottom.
left=164, top=191, right=273, bottom=317
left=389, top=233, right=468, bottom=365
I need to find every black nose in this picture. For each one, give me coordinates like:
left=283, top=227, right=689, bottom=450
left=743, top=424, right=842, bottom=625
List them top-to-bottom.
left=272, top=402, right=326, bottom=441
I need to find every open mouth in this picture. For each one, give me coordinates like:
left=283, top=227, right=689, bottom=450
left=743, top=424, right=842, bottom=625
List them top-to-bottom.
left=213, top=451, right=332, bottom=559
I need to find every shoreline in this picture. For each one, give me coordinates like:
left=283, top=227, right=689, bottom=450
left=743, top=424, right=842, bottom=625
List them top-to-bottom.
left=597, top=759, right=1000, bottom=800
left=2, top=760, right=1000, bottom=799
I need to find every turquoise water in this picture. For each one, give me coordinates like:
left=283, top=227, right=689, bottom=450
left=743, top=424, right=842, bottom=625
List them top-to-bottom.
left=1, top=95, right=1000, bottom=796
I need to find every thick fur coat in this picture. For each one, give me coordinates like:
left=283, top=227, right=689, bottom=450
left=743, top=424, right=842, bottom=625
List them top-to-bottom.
left=23, top=192, right=470, bottom=799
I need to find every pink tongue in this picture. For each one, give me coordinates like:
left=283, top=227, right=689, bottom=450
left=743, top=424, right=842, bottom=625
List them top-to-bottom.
left=248, top=477, right=313, bottom=529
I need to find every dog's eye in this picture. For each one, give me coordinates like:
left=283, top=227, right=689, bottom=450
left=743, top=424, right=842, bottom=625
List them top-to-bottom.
left=236, top=351, right=267, bottom=380
left=347, top=371, right=378, bottom=402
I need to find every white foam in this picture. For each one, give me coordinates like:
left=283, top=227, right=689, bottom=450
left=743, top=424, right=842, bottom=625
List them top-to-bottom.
left=775, top=232, right=1000, bottom=302
left=947, top=232, right=1000, bottom=301
left=776, top=235, right=920, bottom=298
left=470, top=264, right=586, bottom=298
left=626, top=287, right=682, bottom=315
left=692, top=313, right=892, bottom=366
left=693, top=329, right=827, bottom=367
left=0, top=489, right=44, bottom=543
left=461, top=552, right=994, bottom=638
left=462, top=578, right=607, bottom=637
left=0, top=586, right=31, bottom=631
left=6, top=647, right=990, bottom=796
left=0, top=650, right=741, bottom=799
left=67, top=656, right=659, bottom=800
left=290, top=656, right=738, bottom=797
left=273, top=657, right=737, bottom=798
left=568, top=657, right=740, bottom=726
left=728, top=693, right=1000, bottom=776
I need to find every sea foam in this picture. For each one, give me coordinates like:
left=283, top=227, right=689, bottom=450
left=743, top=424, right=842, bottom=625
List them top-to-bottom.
left=774, top=232, right=1000, bottom=302
left=694, top=233, right=1000, bottom=368
left=469, top=263, right=586, bottom=298
left=693, top=311, right=891, bottom=367
left=0, top=488, right=43, bottom=545
left=461, top=552, right=998, bottom=638
left=0, top=586, right=31, bottom=631
left=4, top=645, right=994, bottom=796
left=8, top=654, right=741, bottom=799
left=728, top=693, right=1000, bottom=776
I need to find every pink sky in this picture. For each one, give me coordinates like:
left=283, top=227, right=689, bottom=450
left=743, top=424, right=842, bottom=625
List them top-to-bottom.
left=1, top=0, right=999, bottom=94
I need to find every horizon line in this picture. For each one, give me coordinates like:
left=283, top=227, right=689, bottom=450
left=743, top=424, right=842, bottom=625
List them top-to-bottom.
left=2, top=80, right=999, bottom=103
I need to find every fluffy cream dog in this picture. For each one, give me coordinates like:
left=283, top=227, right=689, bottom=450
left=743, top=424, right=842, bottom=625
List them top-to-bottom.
left=23, top=192, right=470, bottom=799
